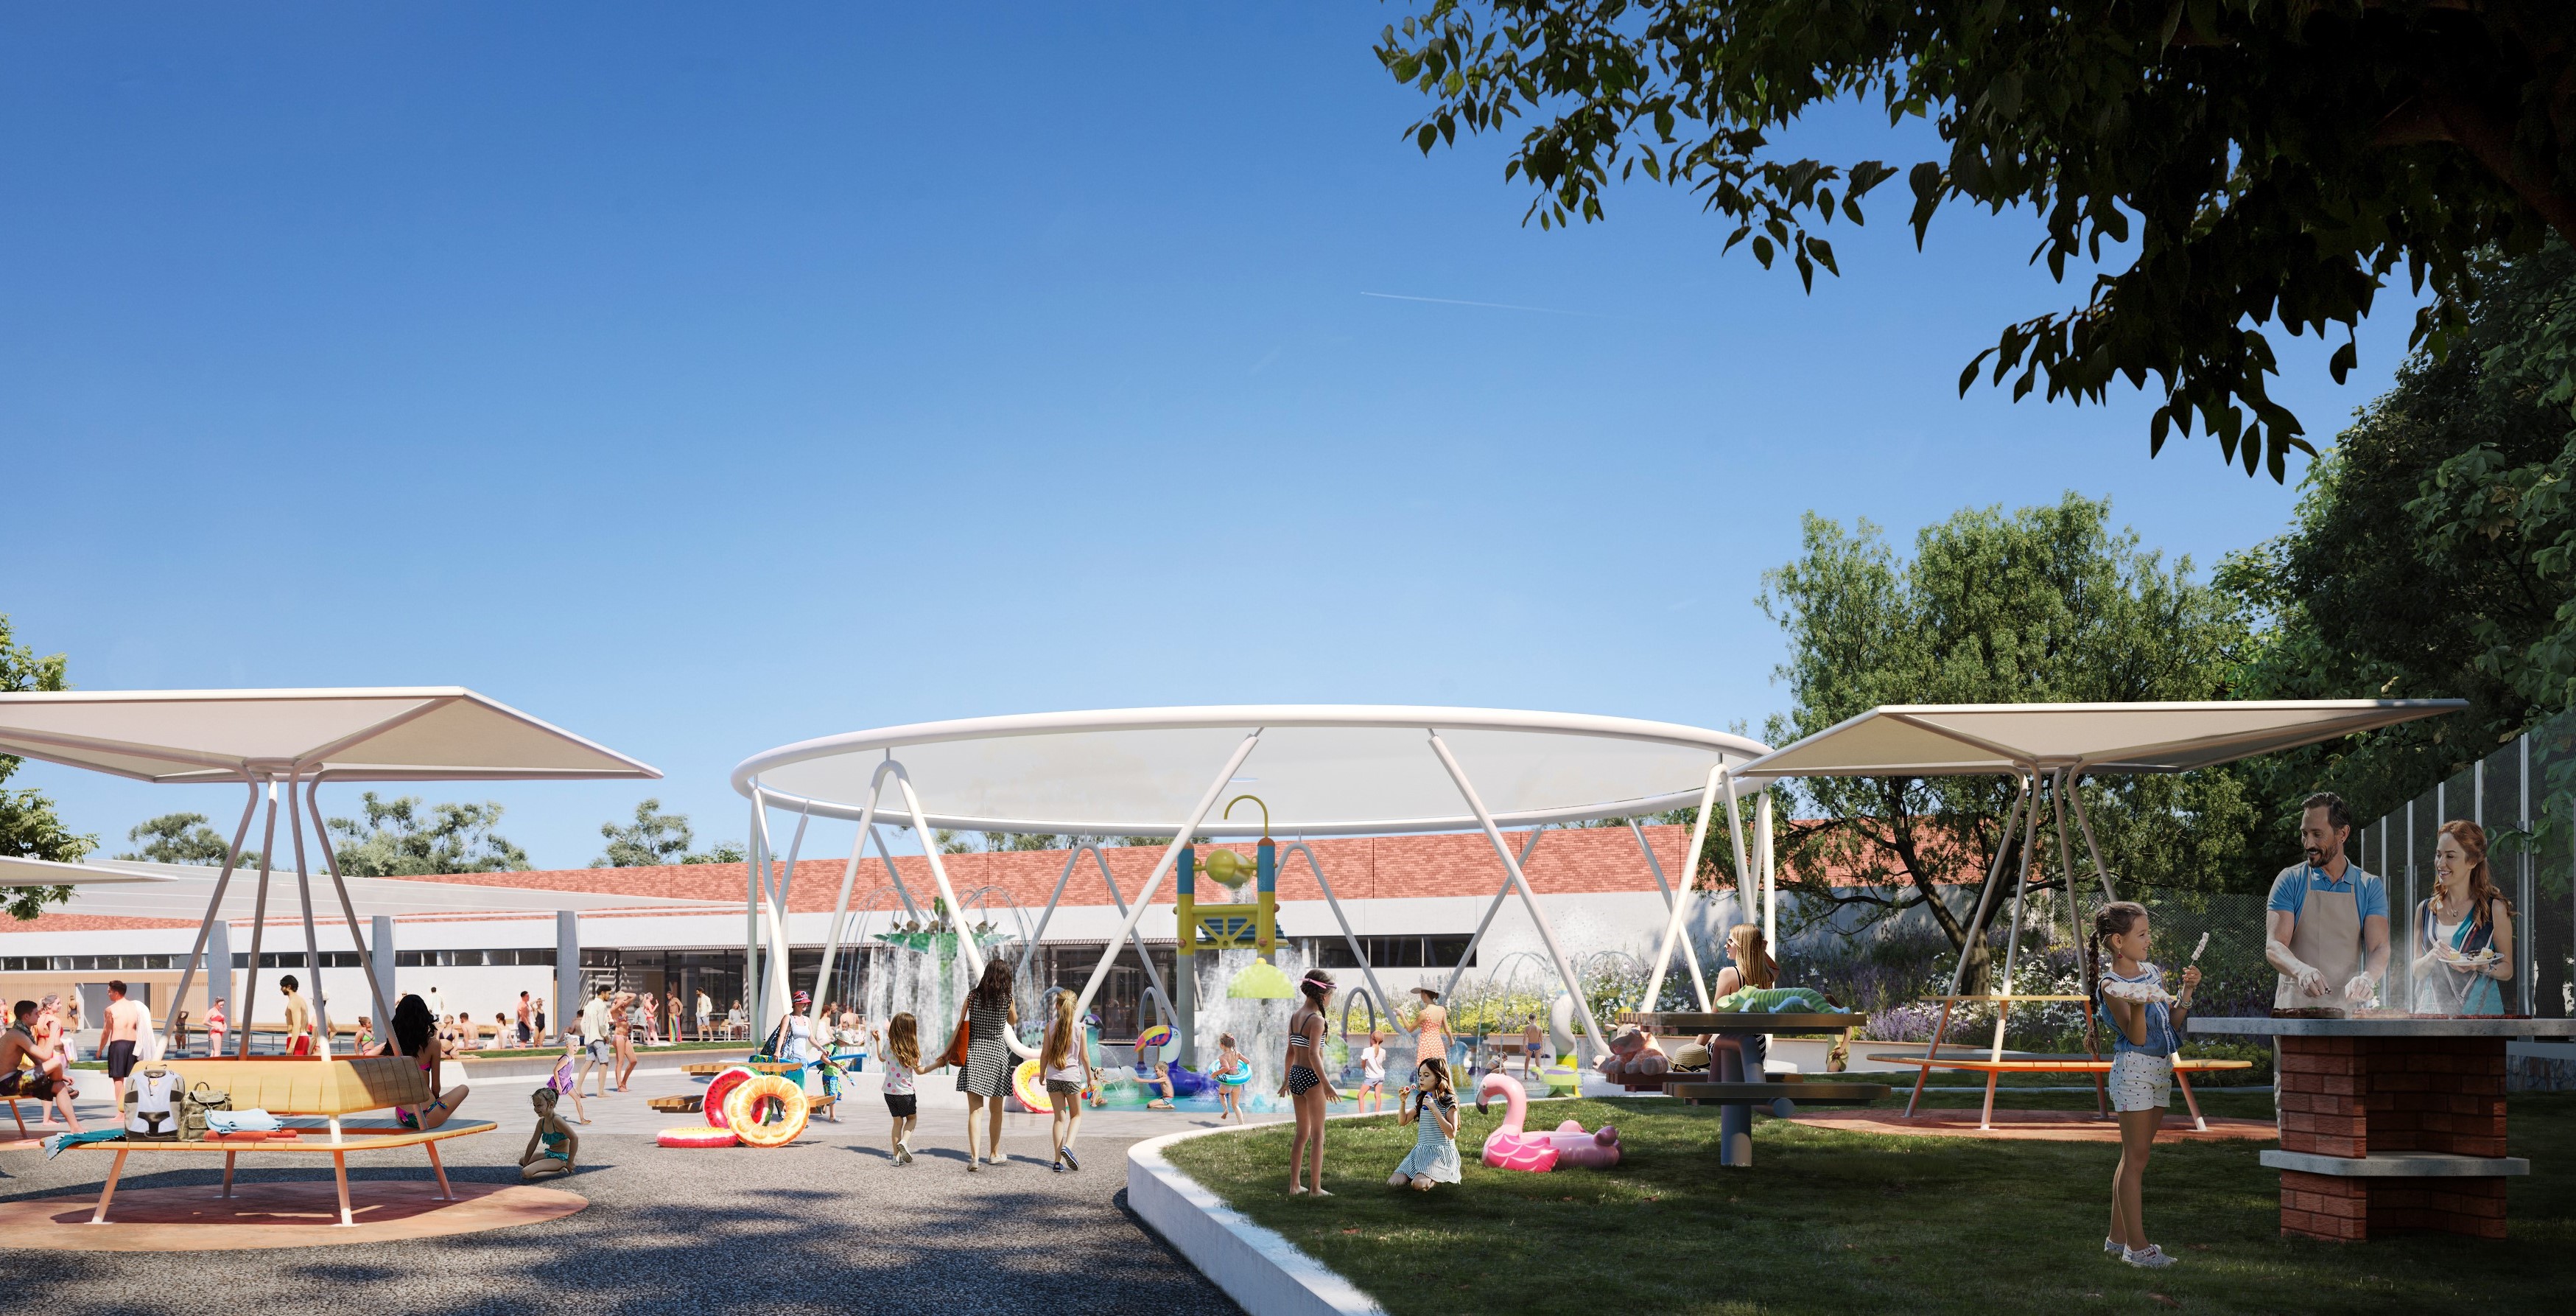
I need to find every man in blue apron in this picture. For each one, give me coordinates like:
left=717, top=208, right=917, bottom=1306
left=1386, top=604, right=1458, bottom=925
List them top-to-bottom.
left=2266, top=792, right=2390, bottom=1114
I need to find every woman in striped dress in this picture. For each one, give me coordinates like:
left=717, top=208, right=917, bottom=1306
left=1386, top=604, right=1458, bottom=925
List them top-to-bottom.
left=954, top=959, right=1022, bottom=1171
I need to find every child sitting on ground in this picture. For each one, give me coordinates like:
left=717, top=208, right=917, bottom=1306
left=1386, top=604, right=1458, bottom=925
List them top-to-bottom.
left=1214, top=1032, right=1250, bottom=1123
left=1143, top=1051, right=1176, bottom=1110
left=1387, top=1057, right=1461, bottom=1191
left=519, top=1087, right=578, bottom=1180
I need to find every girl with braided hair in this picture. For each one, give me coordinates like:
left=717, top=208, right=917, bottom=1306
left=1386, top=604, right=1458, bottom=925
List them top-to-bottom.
left=2087, top=901, right=2200, bottom=1269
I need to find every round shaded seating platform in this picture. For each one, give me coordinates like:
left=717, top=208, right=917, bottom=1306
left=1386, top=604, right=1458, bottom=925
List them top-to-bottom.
left=1786, top=1108, right=2275, bottom=1143
left=0, top=1180, right=586, bottom=1250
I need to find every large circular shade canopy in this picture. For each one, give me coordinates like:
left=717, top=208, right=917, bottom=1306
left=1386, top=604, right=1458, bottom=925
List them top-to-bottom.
left=734, top=705, right=1770, bottom=837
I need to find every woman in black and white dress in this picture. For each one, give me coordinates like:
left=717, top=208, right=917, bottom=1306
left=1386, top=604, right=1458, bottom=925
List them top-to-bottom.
left=952, top=958, right=1032, bottom=1170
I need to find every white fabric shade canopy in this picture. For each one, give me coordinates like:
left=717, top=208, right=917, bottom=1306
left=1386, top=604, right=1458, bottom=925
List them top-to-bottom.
left=0, top=686, right=659, bottom=784
left=0, top=687, right=656, bottom=1058
left=1715, top=697, right=2468, bottom=1013
left=1737, top=699, right=2467, bottom=780
left=734, top=704, right=1774, bottom=1068
left=737, top=705, right=1768, bottom=836
left=0, top=854, right=166, bottom=886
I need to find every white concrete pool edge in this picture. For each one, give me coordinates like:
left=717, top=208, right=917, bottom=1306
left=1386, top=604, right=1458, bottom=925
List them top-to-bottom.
left=1127, top=1121, right=1390, bottom=1316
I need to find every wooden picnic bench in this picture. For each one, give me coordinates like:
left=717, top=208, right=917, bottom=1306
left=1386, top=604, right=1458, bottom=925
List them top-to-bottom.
left=1871, top=994, right=2253, bottom=1130
left=63, top=1055, right=494, bottom=1226
left=73, top=1119, right=496, bottom=1226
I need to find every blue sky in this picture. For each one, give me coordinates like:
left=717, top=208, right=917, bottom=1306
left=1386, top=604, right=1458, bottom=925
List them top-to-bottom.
left=5, top=5, right=2425, bottom=868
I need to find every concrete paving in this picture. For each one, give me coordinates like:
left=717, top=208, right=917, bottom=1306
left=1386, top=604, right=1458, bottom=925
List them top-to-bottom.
left=0, top=1065, right=1268, bottom=1315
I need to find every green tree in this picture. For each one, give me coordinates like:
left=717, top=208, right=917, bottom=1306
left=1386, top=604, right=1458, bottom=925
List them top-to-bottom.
left=1378, top=2, right=2575, bottom=480
left=2222, top=241, right=2576, bottom=828
left=2400, top=244, right=2576, bottom=725
left=1758, top=494, right=2256, bottom=990
left=0, top=615, right=94, bottom=920
left=328, top=793, right=529, bottom=877
left=593, top=798, right=745, bottom=867
left=119, top=812, right=260, bottom=869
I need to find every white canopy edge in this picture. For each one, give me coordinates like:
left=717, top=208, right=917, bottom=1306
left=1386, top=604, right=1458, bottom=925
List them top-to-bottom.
left=0, top=687, right=661, bottom=784
left=1736, top=699, right=2468, bottom=780
left=731, top=704, right=1772, bottom=837
left=0, top=855, right=172, bottom=886
left=19, top=858, right=728, bottom=919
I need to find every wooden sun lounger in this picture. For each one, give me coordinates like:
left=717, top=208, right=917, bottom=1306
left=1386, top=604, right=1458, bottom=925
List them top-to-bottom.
left=70, top=1119, right=496, bottom=1226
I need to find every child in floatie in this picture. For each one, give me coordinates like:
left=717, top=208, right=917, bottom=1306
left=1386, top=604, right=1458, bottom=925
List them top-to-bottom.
left=1214, top=1033, right=1251, bottom=1124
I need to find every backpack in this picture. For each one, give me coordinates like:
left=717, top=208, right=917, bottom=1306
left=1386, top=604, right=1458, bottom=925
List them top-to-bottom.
left=126, top=1066, right=182, bottom=1140
left=179, top=1082, right=233, bottom=1142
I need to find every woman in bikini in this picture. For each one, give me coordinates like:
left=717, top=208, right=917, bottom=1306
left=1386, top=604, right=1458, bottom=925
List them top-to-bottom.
left=1280, top=967, right=1343, bottom=1197
left=390, top=994, right=472, bottom=1131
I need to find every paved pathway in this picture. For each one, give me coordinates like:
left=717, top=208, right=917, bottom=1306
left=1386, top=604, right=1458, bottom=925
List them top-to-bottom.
left=0, top=1068, right=1265, bottom=1315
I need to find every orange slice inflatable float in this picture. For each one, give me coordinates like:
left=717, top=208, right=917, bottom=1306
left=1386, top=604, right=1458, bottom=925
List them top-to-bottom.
left=724, top=1072, right=810, bottom=1147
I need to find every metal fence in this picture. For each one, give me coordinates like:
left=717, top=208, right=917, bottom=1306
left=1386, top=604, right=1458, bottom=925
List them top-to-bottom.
left=2355, top=709, right=2576, bottom=1020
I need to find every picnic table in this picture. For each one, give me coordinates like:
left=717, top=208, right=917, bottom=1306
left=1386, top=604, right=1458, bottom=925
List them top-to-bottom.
left=1867, top=994, right=2252, bottom=1131
left=1621, top=1012, right=1890, bottom=1166
left=72, top=1119, right=496, bottom=1226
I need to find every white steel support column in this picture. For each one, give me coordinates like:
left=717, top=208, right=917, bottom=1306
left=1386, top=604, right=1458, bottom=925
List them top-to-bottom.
left=1428, top=731, right=1614, bottom=1063
left=1070, top=732, right=1265, bottom=1023
left=811, top=762, right=899, bottom=1011
left=888, top=763, right=994, bottom=983
left=1641, top=765, right=1727, bottom=1016
left=2065, top=766, right=2119, bottom=902
left=2051, top=768, right=2084, bottom=967
left=284, top=769, right=334, bottom=1055
left=1990, top=770, right=2044, bottom=1061
left=1947, top=774, right=2034, bottom=995
left=305, top=778, right=392, bottom=1030
left=159, top=780, right=262, bottom=1052
left=237, top=781, right=281, bottom=1056
left=1756, top=788, right=1777, bottom=952
left=745, top=792, right=764, bottom=1032
left=1627, top=821, right=1710, bottom=1009
left=869, top=826, right=923, bottom=917
left=1439, top=827, right=1551, bottom=1002
left=1282, top=841, right=1395, bottom=1023
left=1014, top=844, right=1172, bottom=1015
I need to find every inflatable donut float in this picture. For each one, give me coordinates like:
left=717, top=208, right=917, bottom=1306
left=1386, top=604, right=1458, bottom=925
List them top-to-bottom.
left=1013, top=1058, right=1053, bottom=1113
left=1218, top=1059, right=1251, bottom=1088
left=702, top=1065, right=759, bottom=1129
left=723, top=1073, right=810, bottom=1148
left=658, top=1126, right=740, bottom=1149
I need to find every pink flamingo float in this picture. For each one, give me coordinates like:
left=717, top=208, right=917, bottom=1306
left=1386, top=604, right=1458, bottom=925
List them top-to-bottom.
left=1477, top=1071, right=1620, bottom=1172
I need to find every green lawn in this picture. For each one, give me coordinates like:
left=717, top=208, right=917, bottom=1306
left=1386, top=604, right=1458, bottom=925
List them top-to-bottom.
left=1159, top=1089, right=2576, bottom=1315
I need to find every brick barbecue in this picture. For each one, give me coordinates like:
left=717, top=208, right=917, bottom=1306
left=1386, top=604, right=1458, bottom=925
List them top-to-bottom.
left=2196, top=1015, right=2573, bottom=1242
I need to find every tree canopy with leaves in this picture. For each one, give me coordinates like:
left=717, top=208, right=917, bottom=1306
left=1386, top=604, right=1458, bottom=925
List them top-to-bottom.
left=1378, top=1, right=2575, bottom=479
left=2222, top=240, right=2576, bottom=823
left=1759, top=494, right=2258, bottom=990
left=0, top=615, right=93, bottom=920
left=329, top=793, right=528, bottom=878
left=595, top=798, right=743, bottom=867
left=120, top=812, right=260, bottom=869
